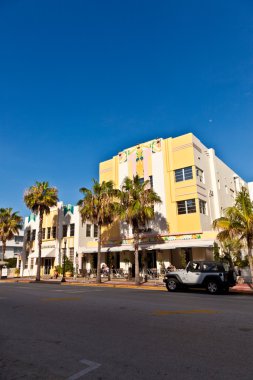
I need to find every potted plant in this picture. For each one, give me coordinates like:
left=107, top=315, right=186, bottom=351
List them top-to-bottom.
left=64, top=257, right=74, bottom=277
left=53, top=265, right=62, bottom=279
left=14, top=268, right=20, bottom=277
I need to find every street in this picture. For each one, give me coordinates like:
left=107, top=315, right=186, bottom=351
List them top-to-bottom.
left=0, top=283, right=253, bottom=380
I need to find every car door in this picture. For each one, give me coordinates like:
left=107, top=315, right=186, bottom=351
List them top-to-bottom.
left=183, top=262, right=202, bottom=284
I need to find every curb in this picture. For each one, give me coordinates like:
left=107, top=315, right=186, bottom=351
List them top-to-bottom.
left=1, top=278, right=253, bottom=295
left=61, top=282, right=166, bottom=291
left=61, top=282, right=253, bottom=295
left=62, top=282, right=253, bottom=294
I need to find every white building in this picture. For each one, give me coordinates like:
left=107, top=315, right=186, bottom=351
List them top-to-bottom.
left=248, top=182, right=253, bottom=202
left=20, top=202, right=98, bottom=277
left=0, top=231, right=24, bottom=260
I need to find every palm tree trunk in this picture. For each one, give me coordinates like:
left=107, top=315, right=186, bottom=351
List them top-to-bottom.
left=36, top=210, right=43, bottom=281
left=96, top=224, right=102, bottom=284
left=133, top=227, right=140, bottom=285
left=2, top=240, right=6, bottom=261
left=248, top=243, right=253, bottom=283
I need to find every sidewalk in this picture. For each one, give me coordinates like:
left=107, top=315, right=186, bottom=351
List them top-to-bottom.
left=1, top=276, right=253, bottom=294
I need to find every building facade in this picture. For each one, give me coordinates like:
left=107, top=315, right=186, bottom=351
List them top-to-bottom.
left=86, top=132, right=247, bottom=273
left=248, top=182, right=253, bottom=202
left=20, top=201, right=101, bottom=277
left=21, top=203, right=77, bottom=276
left=0, top=231, right=24, bottom=260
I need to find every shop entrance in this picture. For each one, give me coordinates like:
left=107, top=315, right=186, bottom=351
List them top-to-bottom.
left=146, top=250, right=157, bottom=269
left=44, top=258, right=52, bottom=275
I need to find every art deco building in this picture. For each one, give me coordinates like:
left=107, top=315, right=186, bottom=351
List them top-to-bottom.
left=80, top=132, right=247, bottom=272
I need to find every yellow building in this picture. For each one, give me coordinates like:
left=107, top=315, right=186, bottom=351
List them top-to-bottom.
left=99, top=133, right=247, bottom=272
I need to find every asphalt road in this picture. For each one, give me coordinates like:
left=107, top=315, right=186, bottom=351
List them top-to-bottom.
left=0, top=283, right=253, bottom=380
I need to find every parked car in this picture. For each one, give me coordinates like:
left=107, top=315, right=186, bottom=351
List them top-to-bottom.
left=163, top=260, right=236, bottom=294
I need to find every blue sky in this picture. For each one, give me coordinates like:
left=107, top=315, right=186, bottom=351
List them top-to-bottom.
left=0, top=0, right=253, bottom=217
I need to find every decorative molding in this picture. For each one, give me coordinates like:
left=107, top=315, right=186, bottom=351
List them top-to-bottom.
left=118, top=139, right=162, bottom=164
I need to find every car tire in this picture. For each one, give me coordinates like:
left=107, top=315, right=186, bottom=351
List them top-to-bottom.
left=166, top=278, right=179, bottom=292
left=206, top=280, right=220, bottom=294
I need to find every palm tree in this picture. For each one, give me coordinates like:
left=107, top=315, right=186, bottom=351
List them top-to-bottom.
left=119, top=175, right=162, bottom=285
left=77, top=180, right=119, bottom=284
left=24, top=181, right=58, bottom=281
left=213, top=187, right=253, bottom=280
left=0, top=208, right=23, bottom=260
left=214, top=237, right=242, bottom=267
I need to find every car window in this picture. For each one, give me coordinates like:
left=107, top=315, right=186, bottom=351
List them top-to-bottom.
left=188, top=262, right=201, bottom=272
left=202, top=263, right=219, bottom=272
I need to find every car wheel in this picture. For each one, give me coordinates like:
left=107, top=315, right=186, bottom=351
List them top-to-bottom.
left=166, top=278, right=179, bottom=292
left=206, top=280, right=219, bottom=294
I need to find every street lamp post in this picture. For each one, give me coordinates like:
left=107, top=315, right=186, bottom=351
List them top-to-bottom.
left=61, top=239, right=67, bottom=282
left=74, top=251, right=78, bottom=279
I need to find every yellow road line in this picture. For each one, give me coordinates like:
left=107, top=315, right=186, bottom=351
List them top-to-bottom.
left=154, top=309, right=219, bottom=316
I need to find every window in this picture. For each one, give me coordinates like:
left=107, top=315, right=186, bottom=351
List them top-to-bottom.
left=175, top=167, right=193, bottom=182
left=196, top=167, right=204, bottom=183
left=139, top=176, right=153, bottom=188
left=177, top=199, right=196, bottom=214
left=199, top=200, right=207, bottom=215
left=70, top=223, right=75, bottom=237
left=86, top=224, right=91, bottom=237
left=94, top=224, right=98, bottom=238
left=62, top=225, right=68, bottom=237
left=52, top=226, right=56, bottom=239
left=47, top=227, right=51, bottom=239
left=42, top=228, right=46, bottom=239
left=27, top=230, right=31, bottom=241
left=32, top=230, right=36, bottom=241
left=14, top=236, right=23, bottom=243
left=14, top=247, right=22, bottom=254
left=61, top=248, right=67, bottom=260
left=69, top=248, right=74, bottom=263
left=30, top=258, right=34, bottom=270
left=187, top=261, right=201, bottom=272
left=202, top=262, right=223, bottom=272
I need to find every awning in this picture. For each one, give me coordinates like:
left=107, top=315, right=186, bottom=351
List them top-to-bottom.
left=80, top=239, right=214, bottom=254
left=136, top=240, right=214, bottom=250
left=171, top=240, right=214, bottom=249
left=79, top=246, right=134, bottom=254
left=29, top=248, right=56, bottom=259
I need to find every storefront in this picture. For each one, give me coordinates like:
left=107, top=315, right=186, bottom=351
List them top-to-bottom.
left=79, top=237, right=215, bottom=276
left=23, top=247, right=57, bottom=277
